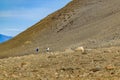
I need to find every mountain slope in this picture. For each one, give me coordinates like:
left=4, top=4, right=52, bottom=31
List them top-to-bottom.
left=0, top=0, right=120, bottom=58
left=0, top=34, right=12, bottom=43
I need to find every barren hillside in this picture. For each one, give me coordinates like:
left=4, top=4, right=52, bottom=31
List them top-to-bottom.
left=0, top=0, right=120, bottom=58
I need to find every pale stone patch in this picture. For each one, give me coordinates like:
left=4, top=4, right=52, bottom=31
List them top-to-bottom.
left=24, top=41, right=32, bottom=44
left=74, top=46, right=84, bottom=53
left=64, top=48, right=74, bottom=53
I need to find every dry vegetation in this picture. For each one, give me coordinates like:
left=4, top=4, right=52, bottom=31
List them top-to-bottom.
left=0, top=47, right=120, bottom=80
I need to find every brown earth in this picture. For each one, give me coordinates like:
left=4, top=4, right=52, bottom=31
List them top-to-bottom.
left=0, top=47, right=120, bottom=80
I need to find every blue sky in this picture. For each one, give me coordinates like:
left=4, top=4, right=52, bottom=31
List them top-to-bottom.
left=0, top=0, right=71, bottom=36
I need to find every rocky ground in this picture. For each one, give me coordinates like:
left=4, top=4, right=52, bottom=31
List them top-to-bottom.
left=0, top=47, right=120, bottom=80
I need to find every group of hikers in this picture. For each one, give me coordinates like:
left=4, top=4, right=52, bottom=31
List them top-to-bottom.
left=36, top=47, right=50, bottom=53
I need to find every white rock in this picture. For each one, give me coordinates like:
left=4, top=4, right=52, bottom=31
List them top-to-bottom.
left=75, top=46, right=84, bottom=53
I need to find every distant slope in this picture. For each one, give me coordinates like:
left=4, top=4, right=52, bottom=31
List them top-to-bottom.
left=0, top=0, right=120, bottom=58
left=0, top=34, right=12, bottom=43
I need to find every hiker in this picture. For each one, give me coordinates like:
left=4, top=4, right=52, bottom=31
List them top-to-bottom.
left=46, top=47, right=50, bottom=52
left=36, top=48, right=39, bottom=52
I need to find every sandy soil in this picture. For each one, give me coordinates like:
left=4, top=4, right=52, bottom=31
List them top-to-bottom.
left=0, top=47, right=120, bottom=80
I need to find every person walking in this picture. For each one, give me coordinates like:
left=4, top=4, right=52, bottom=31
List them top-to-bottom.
left=36, top=48, right=39, bottom=53
left=46, top=48, right=50, bottom=52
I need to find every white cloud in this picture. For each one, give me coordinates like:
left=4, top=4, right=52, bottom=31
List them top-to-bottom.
left=0, top=7, right=57, bottom=20
left=0, top=7, right=58, bottom=36
left=0, top=27, right=26, bottom=36
left=5, top=28, right=22, bottom=31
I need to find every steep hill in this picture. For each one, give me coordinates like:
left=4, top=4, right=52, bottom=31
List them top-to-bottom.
left=0, top=0, right=120, bottom=58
